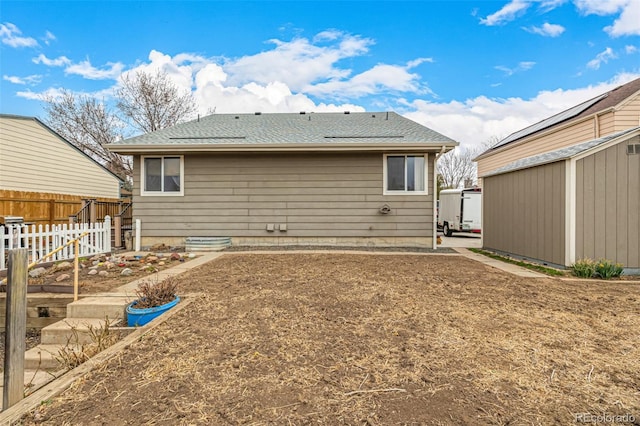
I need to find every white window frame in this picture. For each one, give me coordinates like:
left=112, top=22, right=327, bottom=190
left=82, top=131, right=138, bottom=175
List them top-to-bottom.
left=383, top=154, right=428, bottom=195
left=140, top=155, right=185, bottom=196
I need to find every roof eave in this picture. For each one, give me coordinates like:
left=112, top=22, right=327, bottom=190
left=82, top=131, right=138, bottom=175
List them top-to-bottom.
left=107, top=142, right=458, bottom=154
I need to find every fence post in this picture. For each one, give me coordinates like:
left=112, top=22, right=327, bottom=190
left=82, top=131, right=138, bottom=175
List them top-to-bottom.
left=114, top=215, right=122, bottom=248
left=104, top=216, right=112, bottom=254
left=135, top=219, right=141, bottom=252
left=3, top=249, right=28, bottom=410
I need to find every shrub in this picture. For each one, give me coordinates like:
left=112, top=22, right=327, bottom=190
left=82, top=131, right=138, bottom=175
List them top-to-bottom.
left=571, top=258, right=597, bottom=278
left=594, top=259, right=624, bottom=279
left=134, top=276, right=179, bottom=308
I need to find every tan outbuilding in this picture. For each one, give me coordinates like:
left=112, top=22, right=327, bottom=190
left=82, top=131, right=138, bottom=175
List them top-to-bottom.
left=477, top=77, right=640, bottom=273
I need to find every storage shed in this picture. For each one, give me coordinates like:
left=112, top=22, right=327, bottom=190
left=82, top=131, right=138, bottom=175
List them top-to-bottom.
left=483, top=127, right=640, bottom=273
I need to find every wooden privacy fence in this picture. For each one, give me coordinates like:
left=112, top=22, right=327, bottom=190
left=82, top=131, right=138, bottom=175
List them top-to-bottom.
left=0, top=189, right=122, bottom=227
left=0, top=217, right=111, bottom=271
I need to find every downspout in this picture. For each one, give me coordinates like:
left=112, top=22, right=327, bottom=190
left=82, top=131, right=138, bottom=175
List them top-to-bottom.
left=433, top=145, right=447, bottom=249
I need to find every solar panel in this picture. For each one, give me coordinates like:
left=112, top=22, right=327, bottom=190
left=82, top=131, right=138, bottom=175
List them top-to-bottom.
left=494, top=93, right=608, bottom=149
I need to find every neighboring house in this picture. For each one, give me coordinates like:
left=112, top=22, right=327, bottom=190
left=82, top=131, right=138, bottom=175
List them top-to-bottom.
left=476, top=77, right=640, bottom=182
left=107, top=112, right=457, bottom=249
left=0, top=114, right=123, bottom=225
left=482, top=124, right=640, bottom=272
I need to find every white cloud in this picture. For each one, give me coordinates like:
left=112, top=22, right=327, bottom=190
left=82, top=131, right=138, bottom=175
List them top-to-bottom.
left=480, top=0, right=531, bottom=26
left=539, top=0, right=569, bottom=11
left=574, top=0, right=628, bottom=15
left=575, top=0, right=640, bottom=36
left=604, top=0, right=640, bottom=36
left=0, top=22, right=38, bottom=48
left=523, top=22, right=566, bottom=37
left=42, top=30, right=56, bottom=45
left=224, top=32, right=373, bottom=91
left=625, top=45, right=638, bottom=54
left=586, top=47, right=617, bottom=69
left=33, top=54, right=71, bottom=67
left=65, top=59, right=125, bottom=80
left=495, top=61, right=536, bottom=76
left=403, top=73, right=639, bottom=150
left=3, top=74, right=42, bottom=85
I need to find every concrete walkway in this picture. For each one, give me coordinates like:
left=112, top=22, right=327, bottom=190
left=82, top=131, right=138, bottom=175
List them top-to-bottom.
left=453, top=247, right=548, bottom=278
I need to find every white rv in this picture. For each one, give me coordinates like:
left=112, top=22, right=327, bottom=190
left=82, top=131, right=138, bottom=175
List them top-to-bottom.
left=437, top=188, right=482, bottom=236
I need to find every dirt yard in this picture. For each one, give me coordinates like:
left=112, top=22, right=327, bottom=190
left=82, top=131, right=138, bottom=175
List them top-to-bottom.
left=19, top=253, right=640, bottom=425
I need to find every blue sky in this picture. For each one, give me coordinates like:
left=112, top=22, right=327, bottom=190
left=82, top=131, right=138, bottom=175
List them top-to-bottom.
left=1, top=0, right=639, bottom=149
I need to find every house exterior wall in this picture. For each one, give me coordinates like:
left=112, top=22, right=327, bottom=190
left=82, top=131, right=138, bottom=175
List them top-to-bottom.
left=477, top=91, right=640, bottom=182
left=615, top=95, right=640, bottom=131
left=0, top=116, right=121, bottom=199
left=477, top=119, right=595, bottom=181
left=576, top=136, right=640, bottom=268
left=132, top=152, right=435, bottom=247
left=483, top=161, right=566, bottom=266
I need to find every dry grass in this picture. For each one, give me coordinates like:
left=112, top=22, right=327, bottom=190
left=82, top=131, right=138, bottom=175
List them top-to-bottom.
left=20, top=253, right=640, bottom=425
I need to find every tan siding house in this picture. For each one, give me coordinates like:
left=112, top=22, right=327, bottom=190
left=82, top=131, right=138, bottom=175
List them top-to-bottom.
left=476, top=78, right=640, bottom=182
left=108, top=112, right=456, bottom=249
left=0, top=115, right=122, bottom=225
left=0, top=115, right=121, bottom=199
left=483, top=127, right=640, bottom=272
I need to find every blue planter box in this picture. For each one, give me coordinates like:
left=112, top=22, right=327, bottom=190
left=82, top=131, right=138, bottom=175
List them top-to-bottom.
left=126, top=296, right=180, bottom=327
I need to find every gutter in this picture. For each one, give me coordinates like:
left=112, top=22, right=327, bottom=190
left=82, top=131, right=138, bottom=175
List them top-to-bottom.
left=106, top=142, right=458, bottom=154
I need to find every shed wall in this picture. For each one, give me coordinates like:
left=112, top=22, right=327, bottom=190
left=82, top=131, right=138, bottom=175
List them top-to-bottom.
left=0, top=117, right=121, bottom=198
left=576, top=136, right=640, bottom=268
left=133, top=152, right=435, bottom=246
left=483, top=161, right=565, bottom=265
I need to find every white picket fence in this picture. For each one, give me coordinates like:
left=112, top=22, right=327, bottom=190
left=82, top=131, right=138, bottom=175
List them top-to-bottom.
left=0, top=216, right=111, bottom=271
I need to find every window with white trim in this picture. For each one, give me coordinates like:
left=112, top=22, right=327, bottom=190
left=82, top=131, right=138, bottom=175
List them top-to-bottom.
left=384, top=154, right=427, bottom=194
left=141, top=156, right=184, bottom=196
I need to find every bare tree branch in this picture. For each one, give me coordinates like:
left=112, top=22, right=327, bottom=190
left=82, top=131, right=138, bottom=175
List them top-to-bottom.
left=41, top=70, right=196, bottom=184
left=116, top=70, right=196, bottom=133
left=42, top=90, right=132, bottom=182
left=437, top=147, right=479, bottom=189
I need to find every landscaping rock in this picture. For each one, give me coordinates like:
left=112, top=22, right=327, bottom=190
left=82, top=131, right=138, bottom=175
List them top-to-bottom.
left=170, top=253, right=181, bottom=261
left=188, top=253, right=196, bottom=259
left=146, top=256, right=159, bottom=263
left=55, top=261, right=73, bottom=271
left=104, top=261, right=115, bottom=269
left=158, top=261, right=166, bottom=266
left=29, top=267, right=47, bottom=278
left=121, top=268, right=133, bottom=276
left=88, top=269, right=98, bottom=275
left=98, top=271, right=109, bottom=277
left=56, top=274, right=70, bottom=282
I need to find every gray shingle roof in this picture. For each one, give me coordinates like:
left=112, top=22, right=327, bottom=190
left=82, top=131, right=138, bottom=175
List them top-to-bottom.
left=108, top=112, right=456, bottom=149
left=485, top=126, right=640, bottom=177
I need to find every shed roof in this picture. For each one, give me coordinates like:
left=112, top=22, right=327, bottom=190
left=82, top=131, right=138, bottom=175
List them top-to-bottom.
left=480, top=77, right=640, bottom=155
left=107, top=112, right=457, bottom=154
left=484, top=126, right=640, bottom=177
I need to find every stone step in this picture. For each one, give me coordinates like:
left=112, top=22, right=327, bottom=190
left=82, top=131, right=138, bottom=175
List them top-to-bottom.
left=66, top=294, right=134, bottom=320
left=40, top=318, right=122, bottom=345
left=24, top=344, right=83, bottom=371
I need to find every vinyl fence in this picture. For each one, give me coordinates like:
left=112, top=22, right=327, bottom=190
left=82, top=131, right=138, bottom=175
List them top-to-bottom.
left=0, top=216, right=111, bottom=271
